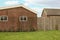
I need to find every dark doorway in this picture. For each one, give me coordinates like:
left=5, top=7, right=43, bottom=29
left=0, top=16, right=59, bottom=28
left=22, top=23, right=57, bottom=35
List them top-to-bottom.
left=55, top=25, right=58, bottom=30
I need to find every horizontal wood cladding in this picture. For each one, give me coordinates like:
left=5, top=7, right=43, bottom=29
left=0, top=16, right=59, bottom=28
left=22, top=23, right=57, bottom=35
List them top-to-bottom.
left=0, top=7, right=37, bottom=32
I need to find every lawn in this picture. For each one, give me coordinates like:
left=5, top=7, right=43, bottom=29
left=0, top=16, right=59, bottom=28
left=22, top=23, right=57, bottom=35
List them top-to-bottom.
left=0, top=30, right=60, bottom=40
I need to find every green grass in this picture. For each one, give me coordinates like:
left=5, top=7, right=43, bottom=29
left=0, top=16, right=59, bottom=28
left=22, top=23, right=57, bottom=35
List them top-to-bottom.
left=0, top=30, right=60, bottom=40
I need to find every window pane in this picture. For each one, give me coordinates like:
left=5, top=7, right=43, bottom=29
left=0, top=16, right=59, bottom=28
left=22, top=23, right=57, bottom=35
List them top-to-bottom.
left=0, top=16, right=8, bottom=21
left=19, top=16, right=27, bottom=21
left=1, top=17, right=3, bottom=20
left=3, top=17, right=7, bottom=20
left=21, top=17, right=23, bottom=20
left=24, top=17, right=26, bottom=20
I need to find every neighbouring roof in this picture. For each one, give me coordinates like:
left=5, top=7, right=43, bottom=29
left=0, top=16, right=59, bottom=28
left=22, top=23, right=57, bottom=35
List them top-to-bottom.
left=0, top=4, right=37, bottom=14
left=43, top=8, right=60, bottom=16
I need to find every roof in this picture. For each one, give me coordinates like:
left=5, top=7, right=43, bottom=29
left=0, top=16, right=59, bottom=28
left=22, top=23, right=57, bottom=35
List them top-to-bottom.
left=0, top=4, right=37, bottom=14
left=43, top=8, right=60, bottom=16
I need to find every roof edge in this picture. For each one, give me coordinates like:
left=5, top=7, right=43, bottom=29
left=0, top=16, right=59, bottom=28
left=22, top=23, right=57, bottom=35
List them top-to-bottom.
left=0, top=4, right=37, bottom=14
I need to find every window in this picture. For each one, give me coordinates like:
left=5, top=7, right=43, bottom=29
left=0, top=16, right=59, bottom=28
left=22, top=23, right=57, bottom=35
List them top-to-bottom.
left=0, top=16, right=8, bottom=21
left=19, top=16, right=27, bottom=21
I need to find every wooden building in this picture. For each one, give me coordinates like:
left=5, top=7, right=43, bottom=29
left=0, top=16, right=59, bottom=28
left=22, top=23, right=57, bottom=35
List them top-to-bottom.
left=0, top=5, right=37, bottom=32
left=41, top=8, right=60, bottom=30
left=37, top=17, right=42, bottom=30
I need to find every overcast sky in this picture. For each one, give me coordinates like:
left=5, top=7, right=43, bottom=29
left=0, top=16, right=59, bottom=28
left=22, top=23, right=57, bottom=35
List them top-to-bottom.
left=0, top=0, right=60, bottom=17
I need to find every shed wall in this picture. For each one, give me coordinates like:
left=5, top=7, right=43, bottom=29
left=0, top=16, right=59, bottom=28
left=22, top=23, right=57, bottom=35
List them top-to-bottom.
left=0, top=7, right=37, bottom=32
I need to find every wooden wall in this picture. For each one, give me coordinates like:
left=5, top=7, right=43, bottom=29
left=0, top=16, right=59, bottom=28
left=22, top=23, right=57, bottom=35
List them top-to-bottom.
left=0, top=7, right=37, bottom=32
left=40, top=16, right=60, bottom=31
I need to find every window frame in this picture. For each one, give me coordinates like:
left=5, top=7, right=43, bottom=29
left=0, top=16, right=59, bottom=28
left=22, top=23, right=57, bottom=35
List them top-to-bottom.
left=0, top=15, right=8, bottom=22
left=19, top=16, right=28, bottom=22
